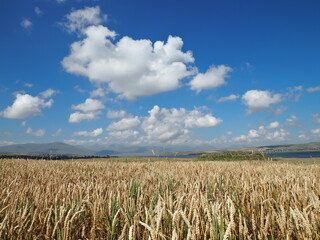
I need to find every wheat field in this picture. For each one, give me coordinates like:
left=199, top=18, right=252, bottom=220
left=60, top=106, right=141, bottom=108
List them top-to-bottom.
left=0, top=158, right=319, bottom=239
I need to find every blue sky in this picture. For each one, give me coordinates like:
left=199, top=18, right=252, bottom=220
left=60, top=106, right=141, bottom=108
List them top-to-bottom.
left=0, top=0, right=319, bottom=150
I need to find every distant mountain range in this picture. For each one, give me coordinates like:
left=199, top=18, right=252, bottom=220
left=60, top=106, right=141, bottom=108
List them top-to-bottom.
left=0, top=142, right=319, bottom=157
left=0, top=142, right=95, bottom=155
left=0, top=142, right=183, bottom=156
left=258, top=142, right=320, bottom=152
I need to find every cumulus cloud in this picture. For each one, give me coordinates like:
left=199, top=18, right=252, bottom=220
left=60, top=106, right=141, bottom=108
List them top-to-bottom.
left=61, top=6, right=236, bottom=99
left=62, top=6, right=107, bottom=34
left=34, top=7, right=43, bottom=16
left=21, top=19, right=32, bottom=29
left=62, top=22, right=195, bottom=99
left=189, top=65, right=232, bottom=93
left=306, top=86, right=320, bottom=92
left=90, top=88, right=106, bottom=98
left=40, top=89, right=59, bottom=98
left=242, top=90, right=281, bottom=113
left=0, top=93, right=53, bottom=119
left=217, top=94, right=240, bottom=102
left=69, top=98, right=105, bottom=123
left=71, top=98, right=104, bottom=112
left=103, top=105, right=223, bottom=145
left=140, top=105, right=221, bottom=143
left=141, top=107, right=189, bottom=143
left=107, top=110, right=127, bottom=119
left=69, top=112, right=99, bottom=123
left=184, top=112, right=222, bottom=128
left=285, top=115, right=298, bottom=126
left=107, top=117, right=140, bottom=131
left=21, top=121, right=27, bottom=127
left=267, top=121, right=280, bottom=129
left=232, top=126, right=289, bottom=143
left=25, top=127, right=46, bottom=137
left=73, top=128, right=103, bottom=137
left=311, top=128, right=320, bottom=135
left=52, top=129, right=63, bottom=137
left=108, top=129, right=139, bottom=139
left=298, top=134, right=310, bottom=141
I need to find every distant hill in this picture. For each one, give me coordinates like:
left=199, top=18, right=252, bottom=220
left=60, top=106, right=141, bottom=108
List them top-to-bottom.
left=2, top=141, right=318, bottom=157
left=0, top=142, right=94, bottom=155
left=0, top=142, right=182, bottom=157
left=163, top=142, right=320, bottom=157
left=258, top=142, right=320, bottom=152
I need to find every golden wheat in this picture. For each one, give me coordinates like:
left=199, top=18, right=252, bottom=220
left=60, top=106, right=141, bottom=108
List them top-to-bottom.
left=0, top=158, right=319, bottom=239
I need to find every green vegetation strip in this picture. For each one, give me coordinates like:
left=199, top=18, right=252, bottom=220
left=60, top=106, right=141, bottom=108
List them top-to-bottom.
left=197, top=151, right=270, bottom=161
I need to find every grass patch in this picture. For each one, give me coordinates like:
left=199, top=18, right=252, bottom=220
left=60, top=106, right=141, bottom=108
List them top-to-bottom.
left=196, top=151, right=270, bottom=161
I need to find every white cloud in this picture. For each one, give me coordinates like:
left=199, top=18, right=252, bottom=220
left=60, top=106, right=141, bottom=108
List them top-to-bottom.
left=56, top=0, right=65, bottom=3
left=62, top=6, right=107, bottom=34
left=34, top=7, right=43, bottom=16
left=21, top=19, right=32, bottom=29
left=62, top=24, right=195, bottom=99
left=189, top=65, right=232, bottom=93
left=24, top=83, right=33, bottom=88
left=286, top=86, right=303, bottom=102
left=306, top=86, right=320, bottom=92
left=90, top=88, right=106, bottom=98
left=40, top=89, right=59, bottom=98
left=242, top=90, right=281, bottom=113
left=0, top=93, right=53, bottom=119
left=217, top=94, right=240, bottom=102
left=69, top=98, right=105, bottom=122
left=71, top=98, right=104, bottom=112
left=140, top=105, right=221, bottom=143
left=102, top=106, right=222, bottom=145
left=107, top=110, right=127, bottom=119
left=69, top=111, right=99, bottom=123
left=184, top=112, right=222, bottom=128
left=312, top=113, right=320, bottom=124
left=286, top=115, right=298, bottom=126
left=107, top=117, right=140, bottom=131
left=21, top=121, right=27, bottom=127
left=267, top=121, right=280, bottom=129
left=232, top=126, right=290, bottom=143
left=25, top=127, right=46, bottom=137
left=73, top=128, right=103, bottom=137
left=311, top=128, right=320, bottom=135
left=52, top=129, right=63, bottom=137
left=108, top=129, right=139, bottom=139
left=248, top=129, right=259, bottom=138
left=227, top=131, right=233, bottom=136
left=299, top=134, right=310, bottom=141
left=64, top=139, right=101, bottom=145
left=0, top=141, right=14, bottom=146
